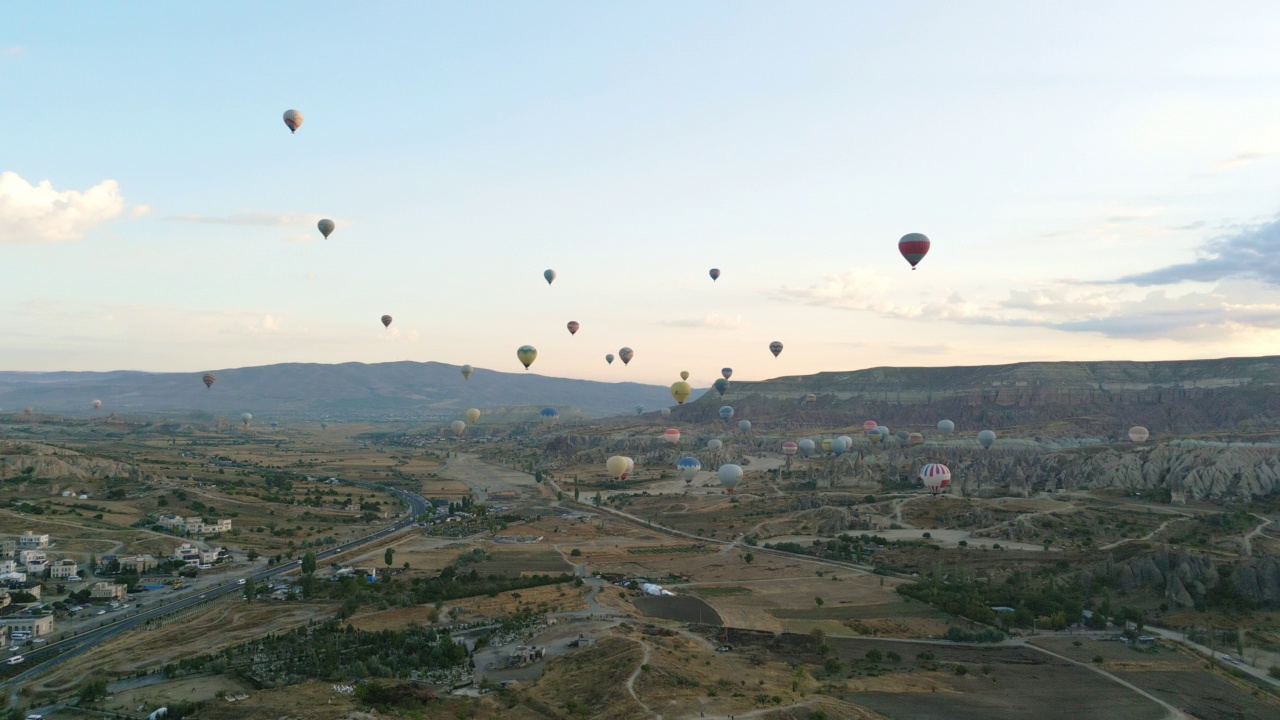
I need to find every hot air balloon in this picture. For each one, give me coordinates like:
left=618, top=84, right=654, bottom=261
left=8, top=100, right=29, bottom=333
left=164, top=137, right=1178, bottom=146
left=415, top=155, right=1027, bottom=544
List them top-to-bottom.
left=282, top=109, right=303, bottom=133
left=317, top=219, right=334, bottom=239
left=898, top=232, right=931, bottom=270
left=709, top=268, right=721, bottom=281
left=543, top=269, right=556, bottom=285
left=381, top=315, right=393, bottom=328
left=567, top=321, right=580, bottom=336
left=769, top=341, right=783, bottom=358
left=517, top=345, right=537, bottom=369
left=619, top=347, right=634, bottom=365
left=605, top=354, right=615, bottom=365
left=461, top=365, right=474, bottom=380
left=721, top=368, right=733, bottom=380
left=680, top=370, right=690, bottom=381
left=202, top=373, right=216, bottom=389
left=713, top=378, right=729, bottom=397
left=670, top=381, right=692, bottom=405
left=805, top=394, right=817, bottom=405
left=92, top=399, right=102, bottom=409
left=635, top=405, right=645, bottom=416
left=719, top=406, right=734, bottom=420
left=23, top=407, right=33, bottom=415
left=540, top=407, right=560, bottom=424
left=465, top=408, right=481, bottom=423
left=660, top=408, right=671, bottom=417
left=241, top=413, right=253, bottom=427
left=937, top=419, right=955, bottom=434
left=451, top=420, right=466, bottom=436
left=738, top=420, right=751, bottom=433
left=863, top=420, right=877, bottom=432
left=270, top=421, right=279, bottom=428
left=321, top=422, right=329, bottom=430
left=874, top=426, right=890, bottom=443
left=1129, top=426, right=1149, bottom=443
left=663, top=429, right=681, bottom=444
left=894, top=430, right=909, bottom=443
left=977, top=430, right=996, bottom=449
left=908, top=433, right=924, bottom=446
left=838, top=436, right=853, bottom=451
left=831, top=437, right=848, bottom=457
left=707, top=439, right=723, bottom=451
left=798, top=439, right=816, bottom=457
left=821, top=439, right=833, bottom=453
left=782, top=441, right=798, bottom=456
left=606, top=456, right=629, bottom=479
left=677, top=456, right=701, bottom=484
left=625, top=458, right=635, bottom=475
left=920, top=463, right=951, bottom=495
left=718, top=464, right=743, bottom=493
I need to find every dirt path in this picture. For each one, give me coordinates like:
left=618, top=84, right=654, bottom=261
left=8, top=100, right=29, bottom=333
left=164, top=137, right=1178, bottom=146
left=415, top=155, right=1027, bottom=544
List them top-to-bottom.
left=1243, top=514, right=1270, bottom=555
left=1099, top=516, right=1184, bottom=551
left=625, top=638, right=662, bottom=719
left=1024, top=642, right=1188, bottom=720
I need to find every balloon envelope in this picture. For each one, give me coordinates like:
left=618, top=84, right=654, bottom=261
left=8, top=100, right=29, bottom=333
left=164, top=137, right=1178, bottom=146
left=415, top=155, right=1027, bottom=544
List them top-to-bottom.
left=283, top=108, right=303, bottom=133
left=317, top=219, right=335, bottom=238
left=898, top=232, right=931, bottom=269
left=709, top=268, right=721, bottom=281
left=544, top=269, right=556, bottom=285
left=381, top=315, right=392, bottom=328
left=567, top=321, right=580, bottom=335
left=769, top=341, right=783, bottom=357
left=517, top=345, right=538, bottom=369
left=619, top=347, right=634, bottom=365
left=605, top=354, right=615, bottom=365
left=461, top=365, right=474, bottom=380
left=721, top=368, right=733, bottom=380
left=680, top=370, right=690, bottom=381
left=202, top=373, right=216, bottom=389
left=713, top=378, right=729, bottom=397
left=670, top=381, right=692, bottom=405
left=805, top=394, right=817, bottom=404
left=92, top=399, right=102, bottom=409
left=635, top=405, right=645, bottom=415
left=719, top=406, right=734, bottom=420
left=540, top=407, right=560, bottom=423
left=465, top=408, right=481, bottom=423
left=660, top=408, right=671, bottom=417
left=241, top=413, right=253, bottom=426
left=937, top=419, right=955, bottom=434
left=451, top=420, right=466, bottom=436
left=738, top=420, right=751, bottom=433
left=863, top=420, right=878, bottom=432
left=1129, top=426, right=1149, bottom=443
left=663, top=429, right=681, bottom=444
left=978, top=430, right=996, bottom=449
left=908, top=432, right=924, bottom=446
left=838, top=436, right=853, bottom=451
left=831, top=437, right=848, bottom=457
left=707, top=439, right=723, bottom=450
left=798, top=439, right=815, bottom=457
left=821, top=439, right=833, bottom=453
left=782, top=441, right=798, bottom=456
left=606, top=456, right=629, bottom=479
left=677, top=456, right=701, bottom=483
left=920, top=463, right=952, bottom=494
left=718, top=464, right=743, bottom=492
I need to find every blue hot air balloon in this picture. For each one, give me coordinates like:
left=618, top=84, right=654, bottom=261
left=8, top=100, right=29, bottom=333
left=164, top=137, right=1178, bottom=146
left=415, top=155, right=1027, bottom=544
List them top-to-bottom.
left=719, top=406, right=734, bottom=421
left=540, top=407, right=560, bottom=424
left=676, top=456, right=701, bottom=484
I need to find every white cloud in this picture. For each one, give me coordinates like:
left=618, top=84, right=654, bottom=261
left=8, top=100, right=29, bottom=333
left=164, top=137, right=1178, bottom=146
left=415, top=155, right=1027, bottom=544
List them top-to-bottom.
left=1, top=47, right=22, bottom=57
left=1214, top=152, right=1270, bottom=172
left=0, top=171, right=126, bottom=243
left=130, top=204, right=153, bottom=217
left=166, top=212, right=326, bottom=228
left=284, top=232, right=316, bottom=244
left=659, top=313, right=750, bottom=330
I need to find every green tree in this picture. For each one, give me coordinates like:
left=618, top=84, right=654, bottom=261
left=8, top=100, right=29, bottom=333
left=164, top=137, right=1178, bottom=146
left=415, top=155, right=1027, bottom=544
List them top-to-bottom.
left=384, top=547, right=395, bottom=569
left=246, top=548, right=259, bottom=561
left=301, top=550, right=316, bottom=575
left=744, top=552, right=754, bottom=564
left=244, top=577, right=256, bottom=603
left=815, top=597, right=824, bottom=606
left=865, top=649, right=883, bottom=662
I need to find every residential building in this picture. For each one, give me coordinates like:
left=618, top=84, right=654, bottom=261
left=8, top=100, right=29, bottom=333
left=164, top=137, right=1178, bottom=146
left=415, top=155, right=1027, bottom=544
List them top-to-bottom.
left=156, top=514, right=185, bottom=531
left=182, top=516, right=205, bottom=534
left=201, top=519, right=232, bottom=535
left=17, top=532, right=49, bottom=549
left=0, top=538, right=15, bottom=557
left=174, top=543, right=201, bottom=566
left=199, top=547, right=224, bottom=564
left=17, top=550, right=46, bottom=567
left=116, top=554, right=157, bottom=574
left=24, top=559, right=47, bottom=577
left=49, top=559, right=78, bottom=580
left=0, top=560, right=15, bottom=574
left=88, top=582, right=127, bottom=602
left=0, top=593, right=9, bottom=610
left=0, top=614, right=54, bottom=637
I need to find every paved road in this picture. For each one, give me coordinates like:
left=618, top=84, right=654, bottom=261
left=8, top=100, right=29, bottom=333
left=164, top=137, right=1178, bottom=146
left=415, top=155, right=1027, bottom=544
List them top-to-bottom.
left=1, top=482, right=429, bottom=691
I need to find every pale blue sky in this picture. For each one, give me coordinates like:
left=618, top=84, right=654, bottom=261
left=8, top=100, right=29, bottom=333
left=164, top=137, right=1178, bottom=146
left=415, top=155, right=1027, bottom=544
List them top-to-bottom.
left=3, top=2, right=1280, bottom=384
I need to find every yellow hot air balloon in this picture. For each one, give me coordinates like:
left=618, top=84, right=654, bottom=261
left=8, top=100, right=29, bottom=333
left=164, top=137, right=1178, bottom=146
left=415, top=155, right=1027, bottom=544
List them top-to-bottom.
left=517, top=345, right=537, bottom=369
left=680, top=370, right=690, bottom=381
left=670, top=381, right=692, bottom=405
left=465, top=408, right=481, bottom=423
left=450, top=420, right=466, bottom=436
left=606, top=455, right=629, bottom=479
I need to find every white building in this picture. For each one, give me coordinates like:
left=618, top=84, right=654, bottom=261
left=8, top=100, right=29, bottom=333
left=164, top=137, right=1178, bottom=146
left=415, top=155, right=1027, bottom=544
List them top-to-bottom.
left=17, top=532, right=49, bottom=549
left=17, top=550, right=46, bottom=567
left=24, top=559, right=47, bottom=577
left=49, top=559, right=79, bottom=579
left=0, top=615, right=54, bottom=637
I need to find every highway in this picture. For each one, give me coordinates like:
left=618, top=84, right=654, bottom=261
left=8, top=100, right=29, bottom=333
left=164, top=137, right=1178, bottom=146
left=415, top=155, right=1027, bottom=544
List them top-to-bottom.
left=1, top=482, right=429, bottom=691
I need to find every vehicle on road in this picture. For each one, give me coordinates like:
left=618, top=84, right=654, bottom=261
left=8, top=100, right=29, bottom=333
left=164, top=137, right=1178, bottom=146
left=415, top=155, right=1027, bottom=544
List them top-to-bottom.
left=237, top=578, right=246, bottom=585
left=5, top=656, right=24, bottom=665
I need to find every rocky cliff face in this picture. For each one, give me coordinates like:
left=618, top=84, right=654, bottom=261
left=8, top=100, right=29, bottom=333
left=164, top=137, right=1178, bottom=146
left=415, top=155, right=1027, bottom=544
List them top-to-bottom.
left=0, top=440, right=136, bottom=483
left=1079, top=548, right=1280, bottom=609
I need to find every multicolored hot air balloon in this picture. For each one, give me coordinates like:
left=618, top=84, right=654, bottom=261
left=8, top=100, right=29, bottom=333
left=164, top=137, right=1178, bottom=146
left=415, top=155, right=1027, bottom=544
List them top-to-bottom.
left=283, top=109, right=303, bottom=133
left=317, top=219, right=334, bottom=239
left=898, top=233, right=931, bottom=270
left=709, top=268, right=721, bottom=281
left=544, top=269, right=557, bottom=285
left=381, top=315, right=393, bottom=328
left=567, top=321, right=580, bottom=336
left=769, top=341, right=783, bottom=358
left=517, top=345, right=537, bottom=369
left=619, top=347, right=634, bottom=365
left=605, top=354, right=615, bottom=365
left=461, top=365, right=474, bottom=380
left=721, top=368, right=733, bottom=380
left=680, top=370, right=690, bottom=381
left=202, top=373, right=216, bottom=389
left=713, top=378, right=729, bottom=397
left=670, top=381, right=692, bottom=405
left=92, top=399, right=102, bottom=409
left=719, top=406, right=734, bottom=420
left=23, top=407, right=33, bottom=415
left=540, top=407, right=560, bottom=424
left=465, top=408, right=481, bottom=423
left=241, top=413, right=253, bottom=427
left=937, top=419, right=955, bottom=434
left=451, top=420, right=466, bottom=436
left=738, top=420, right=751, bottom=433
left=863, top=420, right=877, bottom=432
left=1129, top=426, right=1149, bottom=443
left=663, top=429, right=681, bottom=444
left=977, top=430, right=996, bottom=449
left=908, top=432, right=924, bottom=446
left=821, top=438, right=833, bottom=453
left=798, top=439, right=815, bottom=457
left=782, top=441, right=798, bottom=456
left=606, top=456, right=629, bottom=479
left=677, top=456, right=701, bottom=484
left=920, top=463, right=952, bottom=495
left=718, top=464, right=743, bottom=493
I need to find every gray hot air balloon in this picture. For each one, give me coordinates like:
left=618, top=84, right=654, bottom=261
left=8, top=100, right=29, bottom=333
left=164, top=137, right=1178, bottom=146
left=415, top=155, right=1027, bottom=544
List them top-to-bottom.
left=317, top=219, right=335, bottom=238
left=544, top=269, right=557, bottom=285
left=240, top=413, right=253, bottom=427
left=937, top=419, right=955, bottom=434
left=738, top=420, right=751, bottom=433
left=978, top=429, right=996, bottom=449
left=707, top=439, right=723, bottom=451
left=798, top=439, right=816, bottom=457
left=718, top=464, right=743, bottom=493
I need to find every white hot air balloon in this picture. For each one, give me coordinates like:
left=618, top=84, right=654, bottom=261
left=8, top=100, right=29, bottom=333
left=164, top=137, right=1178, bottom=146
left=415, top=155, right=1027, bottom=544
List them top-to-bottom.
left=450, top=420, right=466, bottom=436
left=1129, top=426, right=1149, bottom=443
left=920, top=463, right=952, bottom=495
left=718, top=464, right=743, bottom=493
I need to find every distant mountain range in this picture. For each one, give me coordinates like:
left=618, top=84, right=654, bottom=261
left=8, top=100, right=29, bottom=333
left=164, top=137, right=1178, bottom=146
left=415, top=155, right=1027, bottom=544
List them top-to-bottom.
left=672, top=356, right=1280, bottom=435
left=0, top=362, right=701, bottom=421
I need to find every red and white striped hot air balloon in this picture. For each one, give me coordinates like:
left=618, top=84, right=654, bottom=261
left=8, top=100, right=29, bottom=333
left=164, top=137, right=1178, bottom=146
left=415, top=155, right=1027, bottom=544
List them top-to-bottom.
left=898, top=233, right=931, bottom=270
left=863, top=420, right=878, bottom=433
left=663, top=429, right=681, bottom=444
left=782, top=441, right=798, bottom=456
left=920, top=463, right=952, bottom=496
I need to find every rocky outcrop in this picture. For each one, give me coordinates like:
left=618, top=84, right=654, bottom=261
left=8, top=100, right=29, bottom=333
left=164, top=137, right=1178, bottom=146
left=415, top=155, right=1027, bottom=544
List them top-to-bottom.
left=0, top=440, right=134, bottom=483
left=1079, top=548, right=1280, bottom=609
